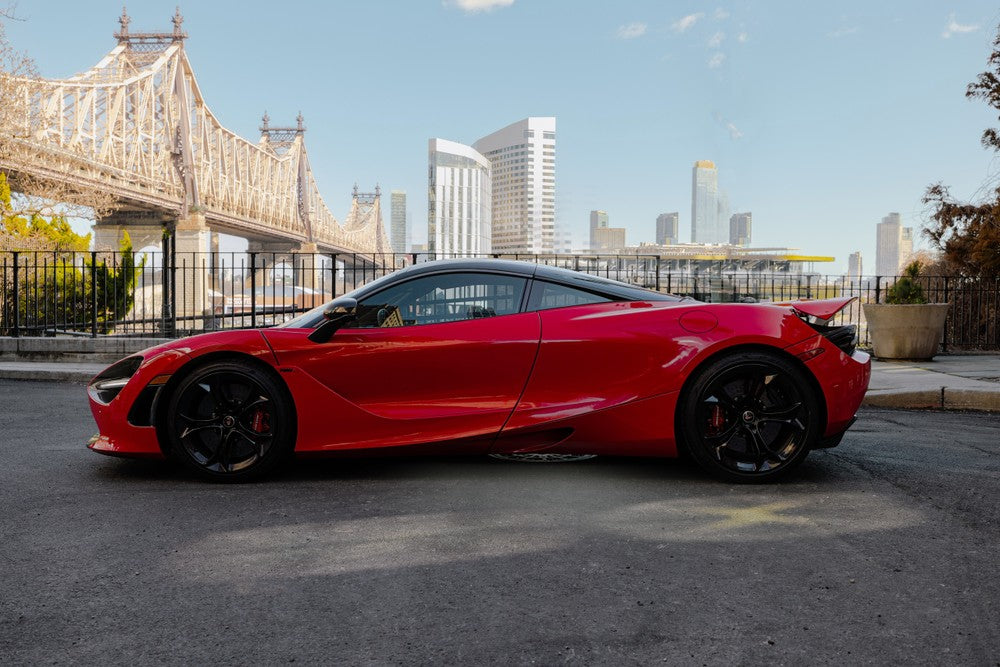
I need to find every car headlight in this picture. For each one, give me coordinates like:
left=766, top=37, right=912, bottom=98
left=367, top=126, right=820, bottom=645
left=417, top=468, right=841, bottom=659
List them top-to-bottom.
left=88, top=356, right=143, bottom=405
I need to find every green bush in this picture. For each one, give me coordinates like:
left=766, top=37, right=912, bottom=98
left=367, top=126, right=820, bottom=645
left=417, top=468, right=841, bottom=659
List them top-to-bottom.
left=886, top=261, right=928, bottom=304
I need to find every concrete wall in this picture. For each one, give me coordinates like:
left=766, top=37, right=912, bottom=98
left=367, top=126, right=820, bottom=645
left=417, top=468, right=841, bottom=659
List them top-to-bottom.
left=0, top=337, right=171, bottom=363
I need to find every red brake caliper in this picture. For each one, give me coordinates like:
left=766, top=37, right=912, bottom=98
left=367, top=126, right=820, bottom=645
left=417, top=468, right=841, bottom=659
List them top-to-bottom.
left=707, top=404, right=725, bottom=435
left=250, top=409, right=270, bottom=434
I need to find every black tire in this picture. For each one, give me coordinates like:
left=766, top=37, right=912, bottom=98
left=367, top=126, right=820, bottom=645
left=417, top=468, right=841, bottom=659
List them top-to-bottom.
left=678, top=351, right=821, bottom=483
left=163, top=361, right=295, bottom=482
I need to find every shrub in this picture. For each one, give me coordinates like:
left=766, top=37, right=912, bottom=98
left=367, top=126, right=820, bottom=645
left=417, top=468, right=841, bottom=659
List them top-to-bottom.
left=886, top=261, right=928, bottom=304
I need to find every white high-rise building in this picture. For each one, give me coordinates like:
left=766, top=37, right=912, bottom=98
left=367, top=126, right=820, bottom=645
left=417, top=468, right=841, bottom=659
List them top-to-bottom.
left=473, top=117, right=556, bottom=253
left=427, top=138, right=492, bottom=257
left=692, top=160, right=725, bottom=244
left=390, top=190, right=407, bottom=254
left=875, top=212, right=913, bottom=275
left=848, top=251, right=863, bottom=282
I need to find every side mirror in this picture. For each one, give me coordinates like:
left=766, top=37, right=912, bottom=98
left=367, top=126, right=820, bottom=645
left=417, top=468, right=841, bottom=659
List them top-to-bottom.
left=307, top=297, right=358, bottom=343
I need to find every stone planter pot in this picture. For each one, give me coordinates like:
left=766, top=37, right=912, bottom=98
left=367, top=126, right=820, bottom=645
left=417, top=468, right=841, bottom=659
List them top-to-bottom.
left=862, top=303, right=950, bottom=360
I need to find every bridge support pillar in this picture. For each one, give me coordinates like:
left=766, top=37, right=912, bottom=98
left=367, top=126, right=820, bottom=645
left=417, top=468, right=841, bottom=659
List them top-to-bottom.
left=173, top=213, right=211, bottom=331
left=93, top=221, right=166, bottom=252
left=246, top=240, right=329, bottom=303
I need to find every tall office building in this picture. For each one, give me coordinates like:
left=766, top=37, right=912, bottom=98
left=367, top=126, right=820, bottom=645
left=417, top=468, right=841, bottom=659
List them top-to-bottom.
left=473, top=117, right=556, bottom=253
left=427, top=138, right=492, bottom=257
left=691, top=160, right=725, bottom=244
left=390, top=190, right=407, bottom=253
left=589, top=210, right=609, bottom=250
left=656, top=212, right=679, bottom=245
left=729, top=212, right=752, bottom=247
left=875, top=212, right=913, bottom=276
left=900, top=227, right=914, bottom=267
left=847, top=251, right=863, bottom=282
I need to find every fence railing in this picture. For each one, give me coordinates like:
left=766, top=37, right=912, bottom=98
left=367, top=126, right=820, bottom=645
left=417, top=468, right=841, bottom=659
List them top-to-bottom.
left=2, top=250, right=999, bottom=351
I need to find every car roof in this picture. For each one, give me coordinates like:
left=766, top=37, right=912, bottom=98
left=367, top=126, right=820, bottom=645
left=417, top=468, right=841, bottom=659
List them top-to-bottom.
left=361, top=258, right=678, bottom=302
left=391, top=258, right=539, bottom=279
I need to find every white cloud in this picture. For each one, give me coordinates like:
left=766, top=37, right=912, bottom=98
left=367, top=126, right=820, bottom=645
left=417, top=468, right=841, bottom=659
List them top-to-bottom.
left=445, top=0, right=514, bottom=13
left=714, top=8, right=730, bottom=20
left=672, top=13, right=704, bottom=33
left=942, top=13, right=978, bottom=39
left=616, top=22, right=647, bottom=39
left=828, top=26, right=859, bottom=38
left=708, top=31, right=725, bottom=48
left=737, top=31, right=748, bottom=43
left=708, top=52, right=726, bottom=68
left=713, top=112, right=743, bottom=140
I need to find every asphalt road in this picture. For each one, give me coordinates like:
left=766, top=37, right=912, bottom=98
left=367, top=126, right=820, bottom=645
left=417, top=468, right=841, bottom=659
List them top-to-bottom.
left=1, top=379, right=998, bottom=665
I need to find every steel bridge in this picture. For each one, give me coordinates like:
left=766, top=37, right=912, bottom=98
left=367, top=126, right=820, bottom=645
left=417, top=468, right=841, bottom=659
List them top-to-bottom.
left=0, top=8, right=389, bottom=258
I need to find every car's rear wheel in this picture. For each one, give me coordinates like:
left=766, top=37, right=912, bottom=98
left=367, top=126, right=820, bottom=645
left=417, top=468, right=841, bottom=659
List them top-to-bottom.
left=679, top=351, right=820, bottom=483
left=164, top=361, right=294, bottom=482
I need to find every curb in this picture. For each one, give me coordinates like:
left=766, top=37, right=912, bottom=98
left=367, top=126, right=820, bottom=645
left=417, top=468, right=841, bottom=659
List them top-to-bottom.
left=0, top=367, right=102, bottom=384
left=862, top=388, right=1000, bottom=412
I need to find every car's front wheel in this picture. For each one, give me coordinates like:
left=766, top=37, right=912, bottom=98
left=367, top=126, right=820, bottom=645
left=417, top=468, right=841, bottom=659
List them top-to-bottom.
left=678, top=351, right=821, bottom=483
left=163, top=361, right=294, bottom=482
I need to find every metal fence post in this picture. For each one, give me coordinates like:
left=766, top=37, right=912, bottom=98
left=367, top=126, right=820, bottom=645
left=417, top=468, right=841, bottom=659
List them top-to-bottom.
left=12, top=251, right=20, bottom=338
left=90, top=251, right=98, bottom=338
left=249, top=252, right=258, bottom=328
left=874, top=276, right=881, bottom=305
left=942, top=276, right=950, bottom=353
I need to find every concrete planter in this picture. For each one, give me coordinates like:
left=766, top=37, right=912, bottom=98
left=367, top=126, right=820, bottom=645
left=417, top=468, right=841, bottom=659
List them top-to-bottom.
left=862, top=303, right=950, bottom=360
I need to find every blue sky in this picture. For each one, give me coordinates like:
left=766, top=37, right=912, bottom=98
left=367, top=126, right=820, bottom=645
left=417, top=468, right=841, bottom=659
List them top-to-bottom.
left=6, top=0, right=1000, bottom=272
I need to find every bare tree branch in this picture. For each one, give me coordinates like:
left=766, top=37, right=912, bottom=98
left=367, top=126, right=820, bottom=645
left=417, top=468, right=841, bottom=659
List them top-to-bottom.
left=924, top=23, right=1000, bottom=279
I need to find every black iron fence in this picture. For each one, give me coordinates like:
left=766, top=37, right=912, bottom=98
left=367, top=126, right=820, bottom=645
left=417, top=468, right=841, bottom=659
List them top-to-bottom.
left=2, top=250, right=999, bottom=351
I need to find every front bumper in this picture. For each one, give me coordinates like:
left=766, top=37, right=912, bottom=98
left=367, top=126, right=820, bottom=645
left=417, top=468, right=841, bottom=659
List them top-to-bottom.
left=87, top=348, right=191, bottom=459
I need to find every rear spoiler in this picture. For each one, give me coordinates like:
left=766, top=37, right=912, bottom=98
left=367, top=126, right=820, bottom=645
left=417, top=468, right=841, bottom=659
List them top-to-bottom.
left=777, top=296, right=857, bottom=322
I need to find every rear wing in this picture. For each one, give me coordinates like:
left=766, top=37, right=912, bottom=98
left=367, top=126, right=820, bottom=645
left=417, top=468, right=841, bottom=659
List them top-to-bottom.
left=778, top=296, right=857, bottom=322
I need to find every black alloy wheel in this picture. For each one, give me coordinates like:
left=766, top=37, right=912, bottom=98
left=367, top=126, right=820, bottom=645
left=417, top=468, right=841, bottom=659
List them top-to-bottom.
left=679, top=351, right=820, bottom=483
left=164, top=361, right=294, bottom=482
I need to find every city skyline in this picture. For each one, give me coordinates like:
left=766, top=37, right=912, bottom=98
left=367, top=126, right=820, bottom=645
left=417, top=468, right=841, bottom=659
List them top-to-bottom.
left=4, top=1, right=999, bottom=271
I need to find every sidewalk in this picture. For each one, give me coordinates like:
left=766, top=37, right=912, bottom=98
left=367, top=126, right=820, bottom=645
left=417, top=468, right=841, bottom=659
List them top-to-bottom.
left=2, top=351, right=1000, bottom=412
left=864, top=355, right=1000, bottom=411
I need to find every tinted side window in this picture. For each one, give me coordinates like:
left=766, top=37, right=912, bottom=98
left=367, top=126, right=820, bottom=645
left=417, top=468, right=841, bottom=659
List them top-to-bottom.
left=354, top=273, right=527, bottom=328
left=530, top=281, right=613, bottom=311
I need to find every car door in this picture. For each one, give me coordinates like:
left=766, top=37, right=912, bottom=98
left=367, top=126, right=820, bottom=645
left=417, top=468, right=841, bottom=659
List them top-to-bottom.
left=270, top=271, right=541, bottom=451
left=503, top=279, right=682, bottom=433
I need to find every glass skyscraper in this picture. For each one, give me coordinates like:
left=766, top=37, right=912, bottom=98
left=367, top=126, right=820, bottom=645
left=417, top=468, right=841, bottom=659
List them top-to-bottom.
left=691, top=160, right=725, bottom=244
left=390, top=190, right=407, bottom=253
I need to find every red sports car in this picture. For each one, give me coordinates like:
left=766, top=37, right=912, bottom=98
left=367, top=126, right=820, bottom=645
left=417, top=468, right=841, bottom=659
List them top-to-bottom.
left=88, top=259, right=870, bottom=483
